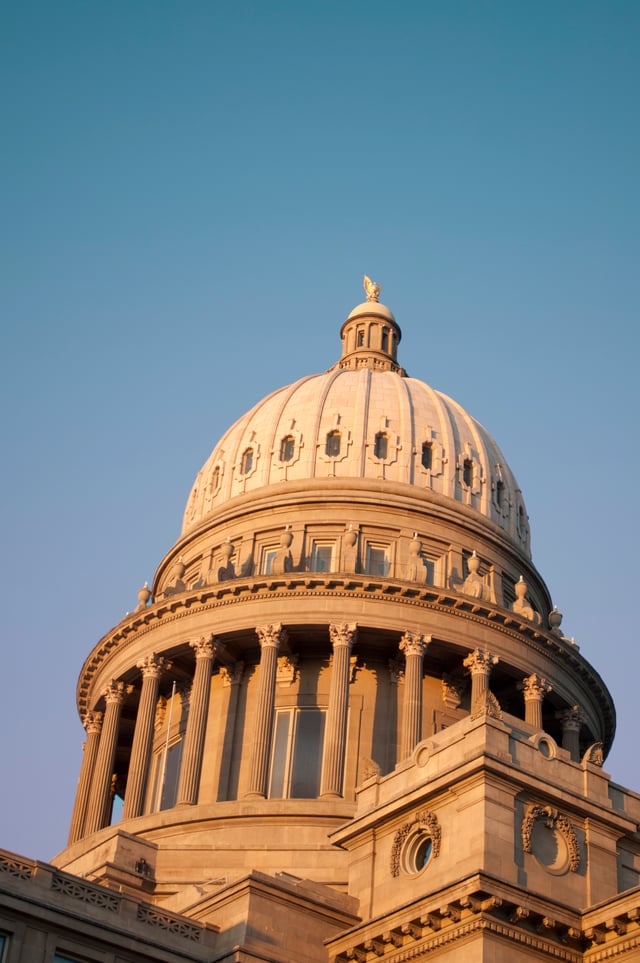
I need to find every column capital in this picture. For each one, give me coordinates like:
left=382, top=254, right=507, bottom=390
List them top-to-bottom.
left=329, top=623, right=358, bottom=649
left=256, top=624, right=287, bottom=649
left=399, top=631, right=430, bottom=658
left=190, top=635, right=217, bottom=660
left=463, top=648, right=498, bottom=675
left=136, top=653, right=171, bottom=679
left=519, top=673, right=552, bottom=700
left=103, top=680, right=133, bottom=705
left=557, top=705, right=583, bottom=731
left=83, top=710, right=103, bottom=735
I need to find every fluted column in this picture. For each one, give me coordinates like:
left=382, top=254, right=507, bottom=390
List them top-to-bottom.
left=320, top=623, right=357, bottom=797
left=245, top=624, right=285, bottom=798
left=399, top=632, right=430, bottom=759
left=176, top=636, right=217, bottom=805
left=463, top=649, right=498, bottom=711
left=123, top=655, right=170, bottom=819
left=520, top=673, right=552, bottom=730
left=84, top=681, right=130, bottom=835
left=558, top=706, right=583, bottom=761
left=67, top=711, right=103, bottom=845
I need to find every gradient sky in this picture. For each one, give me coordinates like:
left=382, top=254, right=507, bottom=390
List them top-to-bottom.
left=1, top=1, right=639, bottom=860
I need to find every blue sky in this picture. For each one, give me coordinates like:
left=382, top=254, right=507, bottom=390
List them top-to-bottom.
left=1, top=1, right=638, bottom=859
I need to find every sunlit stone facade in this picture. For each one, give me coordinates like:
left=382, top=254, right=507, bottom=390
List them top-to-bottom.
left=2, top=283, right=640, bottom=963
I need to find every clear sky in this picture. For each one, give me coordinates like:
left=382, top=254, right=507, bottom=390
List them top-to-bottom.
left=1, top=1, right=638, bottom=860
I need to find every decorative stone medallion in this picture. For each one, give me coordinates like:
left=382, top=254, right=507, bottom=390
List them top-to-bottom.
left=521, top=804, right=580, bottom=874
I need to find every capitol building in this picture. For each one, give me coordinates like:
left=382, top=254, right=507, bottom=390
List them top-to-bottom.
left=1, top=280, right=640, bottom=962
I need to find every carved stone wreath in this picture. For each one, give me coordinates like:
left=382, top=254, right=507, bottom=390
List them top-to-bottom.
left=521, top=804, right=580, bottom=873
left=390, top=808, right=441, bottom=878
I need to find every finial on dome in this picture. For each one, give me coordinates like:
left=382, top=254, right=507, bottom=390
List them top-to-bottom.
left=363, top=274, right=382, bottom=302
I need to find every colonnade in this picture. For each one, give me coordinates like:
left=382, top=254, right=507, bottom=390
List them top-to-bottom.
left=68, top=629, right=566, bottom=846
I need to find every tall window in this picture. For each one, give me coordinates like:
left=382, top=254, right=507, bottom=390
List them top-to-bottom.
left=381, top=328, right=389, bottom=352
left=357, top=329, right=365, bottom=347
left=325, top=430, right=341, bottom=457
left=374, top=432, right=388, bottom=459
left=279, top=435, right=295, bottom=461
left=421, top=442, right=433, bottom=470
left=241, top=448, right=253, bottom=475
left=463, top=459, right=473, bottom=487
left=496, top=479, right=504, bottom=508
left=365, top=544, right=389, bottom=577
left=269, top=708, right=326, bottom=798
left=153, top=741, right=182, bottom=811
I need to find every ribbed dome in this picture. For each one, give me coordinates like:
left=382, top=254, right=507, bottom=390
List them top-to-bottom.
left=182, top=291, right=530, bottom=555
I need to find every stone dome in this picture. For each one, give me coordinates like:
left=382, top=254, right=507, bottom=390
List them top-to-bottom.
left=182, top=295, right=530, bottom=557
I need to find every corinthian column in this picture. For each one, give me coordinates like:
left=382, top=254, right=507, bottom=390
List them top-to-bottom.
left=320, top=623, right=357, bottom=798
left=245, top=624, right=285, bottom=798
left=399, top=632, right=430, bottom=759
left=176, top=636, right=217, bottom=805
left=463, top=649, right=498, bottom=712
left=123, top=655, right=170, bottom=819
left=520, top=673, right=552, bottom=730
left=84, top=681, right=130, bottom=836
left=558, top=705, right=583, bottom=762
left=67, top=711, right=103, bottom=845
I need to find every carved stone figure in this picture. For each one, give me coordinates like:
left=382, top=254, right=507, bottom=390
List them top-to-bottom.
left=363, top=274, right=382, bottom=302
left=342, top=525, right=359, bottom=573
left=271, top=527, right=294, bottom=576
left=406, top=534, right=427, bottom=582
left=462, top=551, right=487, bottom=600
left=513, top=577, right=541, bottom=623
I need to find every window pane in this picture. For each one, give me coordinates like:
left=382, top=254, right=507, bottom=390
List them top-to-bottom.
left=325, top=431, right=341, bottom=457
left=374, top=433, right=388, bottom=459
left=280, top=436, right=295, bottom=461
left=421, top=442, right=433, bottom=470
left=241, top=449, right=253, bottom=474
left=463, top=459, right=473, bottom=487
left=311, top=544, right=332, bottom=573
left=366, top=546, right=389, bottom=576
left=263, top=548, right=277, bottom=575
left=290, top=710, right=325, bottom=798
left=269, top=711, right=291, bottom=798
left=155, top=741, right=182, bottom=811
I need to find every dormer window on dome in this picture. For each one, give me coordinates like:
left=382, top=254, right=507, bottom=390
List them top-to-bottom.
left=325, top=430, right=341, bottom=457
left=374, top=432, right=388, bottom=460
left=279, top=436, right=295, bottom=462
left=421, top=442, right=433, bottom=471
left=241, top=448, right=254, bottom=475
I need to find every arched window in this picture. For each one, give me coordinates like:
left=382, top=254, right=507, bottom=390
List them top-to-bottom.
left=381, top=328, right=389, bottom=352
left=357, top=329, right=365, bottom=347
left=325, top=430, right=341, bottom=457
left=374, top=432, right=388, bottom=459
left=279, top=435, right=295, bottom=462
left=421, top=442, right=433, bottom=470
left=241, top=448, right=253, bottom=475
left=463, top=459, right=473, bottom=487
left=211, top=466, right=220, bottom=491
left=496, top=479, right=504, bottom=507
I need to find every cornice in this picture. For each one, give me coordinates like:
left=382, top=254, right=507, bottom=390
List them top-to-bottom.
left=76, top=575, right=615, bottom=752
